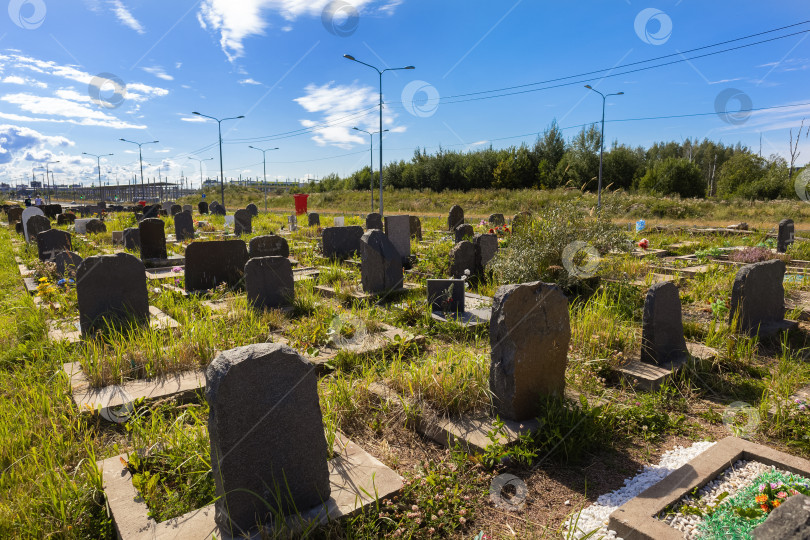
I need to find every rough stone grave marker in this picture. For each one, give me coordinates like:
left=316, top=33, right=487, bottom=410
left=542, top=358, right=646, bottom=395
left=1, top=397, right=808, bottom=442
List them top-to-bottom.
left=198, top=201, right=209, bottom=214
left=246, top=203, right=258, bottom=217
left=170, top=204, right=182, bottom=216
left=183, top=204, right=192, bottom=213
left=448, top=205, right=464, bottom=230
left=7, top=206, right=23, bottom=224
left=21, top=206, right=45, bottom=242
left=234, top=209, right=252, bottom=236
left=174, top=211, right=195, bottom=242
left=56, top=212, right=75, bottom=225
left=366, top=212, right=383, bottom=230
left=308, top=213, right=320, bottom=227
left=489, top=213, right=505, bottom=226
left=26, top=214, right=51, bottom=242
left=384, top=214, right=411, bottom=259
left=288, top=215, right=297, bottom=232
left=333, top=216, right=344, bottom=227
left=409, top=216, right=422, bottom=240
left=74, top=218, right=91, bottom=234
left=85, top=218, right=106, bottom=234
left=139, top=218, right=167, bottom=260
left=778, top=218, right=795, bottom=253
left=454, top=223, right=474, bottom=243
left=322, top=226, right=364, bottom=260
left=123, top=228, right=140, bottom=250
left=37, top=229, right=72, bottom=261
left=360, top=229, right=403, bottom=293
left=474, top=233, right=499, bottom=274
left=249, top=235, right=289, bottom=258
left=185, top=240, right=248, bottom=292
left=449, top=240, right=475, bottom=278
left=54, top=251, right=82, bottom=276
left=76, top=253, right=149, bottom=335
left=245, top=256, right=295, bottom=310
left=730, top=259, right=796, bottom=336
left=427, top=279, right=465, bottom=312
left=490, top=281, right=570, bottom=421
left=640, top=282, right=688, bottom=367
left=206, top=343, right=330, bottom=535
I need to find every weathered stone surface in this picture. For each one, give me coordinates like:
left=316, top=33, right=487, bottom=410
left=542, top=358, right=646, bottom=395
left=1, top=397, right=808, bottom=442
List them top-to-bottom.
left=162, top=201, right=175, bottom=210
left=198, top=201, right=209, bottom=214
left=211, top=203, right=226, bottom=216
left=246, top=203, right=258, bottom=217
left=42, top=204, right=61, bottom=219
left=142, top=204, right=159, bottom=219
left=170, top=204, right=182, bottom=216
left=183, top=204, right=192, bottom=213
left=448, top=205, right=464, bottom=231
left=7, top=206, right=23, bottom=224
left=21, top=206, right=45, bottom=242
left=234, top=209, right=252, bottom=236
left=174, top=211, right=195, bottom=242
left=512, top=211, right=532, bottom=230
left=56, top=212, right=75, bottom=225
left=308, top=212, right=320, bottom=227
left=366, top=212, right=383, bottom=230
left=489, top=213, right=505, bottom=226
left=26, top=214, right=51, bottom=242
left=384, top=214, right=411, bottom=259
left=287, top=215, right=298, bottom=231
left=409, top=215, right=422, bottom=240
left=334, top=216, right=345, bottom=227
left=85, top=218, right=106, bottom=234
left=139, top=218, right=167, bottom=260
left=778, top=218, right=795, bottom=253
left=15, top=222, right=22, bottom=235
left=454, top=224, right=474, bottom=243
left=322, top=226, right=364, bottom=260
left=123, top=228, right=140, bottom=250
left=37, top=229, right=72, bottom=261
left=360, top=230, right=403, bottom=293
left=474, top=233, right=499, bottom=273
left=248, top=234, right=289, bottom=258
left=185, top=240, right=248, bottom=292
left=449, top=241, right=475, bottom=278
left=53, top=250, right=83, bottom=276
left=76, top=253, right=149, bottom=335
left=245, top=256, right=294, bottom=309
left=730, top=259, right=788, bottom=335
left=427, top=279, right=465, bottom=312
left=489, top=282, right=570, bottom=421
left=640, top=282, right=688, bottom=367
left=206, top=343, right=330, bottom=535
left=753, top=494, right=810, bottom=540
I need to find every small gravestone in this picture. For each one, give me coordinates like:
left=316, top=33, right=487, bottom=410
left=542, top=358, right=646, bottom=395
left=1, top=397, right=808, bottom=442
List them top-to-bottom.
left=162, top=201, right=174, bottom=210
left=198, top=201, right=209, bottom=214
left=246, top=203, right=258, bottom=217
left=142, top=204, right=159, bottom=219
left=170, top=204, right=182, bottom=216
left=183, top=204, right=192, bottom=213
left=212, top=204, right=226, bottom=216
left=448, top=205, right=464, bottom=231
left=7, top=206, right=23, bottom=224
left=21, top=206, right=45, bottom=242
left=234, top=209, right=252, bottom=236
left=174, top=211, right=195, bottom=242
left=512, top=211, right=532, bottom=230
left=366, top=212, right=383, bottom=230
left=56, top=213, right=71, bottom=225
left=308, top=213, right=320, bottom=227
left=489, top=213, right=505, bottom=226
left=26, top=214, right=51, bottom=242
left=225, top=215, right=234, bottom=228
left=288, top=215, right=298, bottom=232
left=384, top=215, right=411, bottom=259
left=409, top=215, right=422, bottom=240
left=334, top=216, right=344, bottom=227
left=74, top=218, right=91, bottom=234
left=85, top=218, right=106, bottom=234
left=139, top=218, right=167, bottom=260
left=778, top=219, right=795, bottom=253
left=15, top=222, right=22, bottom=235
left=454, top=223, right=474, bottom=243
left=322, top=226, right=364, bottom=260
left=123, top=228, right=140, bottom=250
left=37, top=229, right=72, bottom=261
left=360, top=229, right=403, bottom=294
left=112, top=231, right=124, bottom=245
left=474, top=233, right=499, bottom=274
left=249, top=235, right=289, bottom=258
left=185, top=240, right=248, bottom=292
left=449, top=241, right=475, bottom=278
left=54, top=250, right=82, bottom=276
left=76, top=253, right=149, bottom=335
left=245, top=256, right=294, bottom=310
left=730, top=259, right=795, bottom=336
left=427, top=279, right=465, bottom=312
left=490, top=281, right=570, bottom=421
left=640, top=282, right=688, bottom=367
left=206, top=343, right=330, bottom=535
left=752, top=494, right=810, bottom=540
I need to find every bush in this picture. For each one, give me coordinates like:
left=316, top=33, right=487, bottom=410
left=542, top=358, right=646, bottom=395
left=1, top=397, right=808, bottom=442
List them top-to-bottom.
left=639, top=157, right=706, bottom=198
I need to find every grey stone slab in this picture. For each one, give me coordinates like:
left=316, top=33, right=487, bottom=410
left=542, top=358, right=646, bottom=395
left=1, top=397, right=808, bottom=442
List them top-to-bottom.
left=448, top=205, right=464, bottom=230
left=22, top=206, right=45, bottom=242
left=234, top=209, right=252, bottom=236
left=174, top=211, right=195, bottom=241
left=308, top=212, right=320, bottom=227
left=365, top=212, right=382, bottom=230
left=384, top=214, right=411, bottom=258
left=139, top=218, right=167, bottom=260
left=454, top=223, right=474, bottom=243
left=322, top=226, right=364, bottom=260
left=37, top=228, right=72, bottom=261
left=360, top=229, right=404, bottom=294
left=474, top=233, right=498, bottom=273
left=249, top=235, right=289, bottom=258
left=185, top=240, right=248, bottom=292
left=449, top=241, right=475, bottom=278
left=76, top=253, right=149, bottom=335
left=245, top=256, right=294, bottom=309
left=730, top=259, right=794, bottom=337
left=427, top=279, right=465, bottom=312
left=490, top=281, right=570, bottom=421
left=641, top=282, right=688, bottom=367
left=206, top=344, right=330, bottom=535
left=753, top=494, right=810, bottom=540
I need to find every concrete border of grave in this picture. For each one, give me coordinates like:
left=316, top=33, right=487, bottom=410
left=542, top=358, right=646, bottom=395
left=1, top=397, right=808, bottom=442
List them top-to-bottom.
left=315, top=281, right=421, bottom=302
left=429, top=288, right=493, bottom=328
left=48, top=305, right=179, bottom=343
left=98, top=432, right=402, bottom=540
left=608, top=436, right=810, bottom=540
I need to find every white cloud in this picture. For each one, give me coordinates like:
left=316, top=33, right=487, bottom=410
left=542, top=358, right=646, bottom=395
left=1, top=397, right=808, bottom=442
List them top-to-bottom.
left=109, top=0, right=145, bottom=34
left=197, top=0, right=393, bottom=61
left=142, top=66, right=174, bottom=81
left=2, top=75, right=47, bottom=88
left=239, top=78, right=262, bottom=85
left=294, top=81, right=399, bottom=148
left=1, top=93, right=147, bottom=129
left=180, top=115, right=209, bottom=122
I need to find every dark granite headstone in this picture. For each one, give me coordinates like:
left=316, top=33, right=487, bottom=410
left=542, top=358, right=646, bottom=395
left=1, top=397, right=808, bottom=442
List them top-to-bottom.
left=198, top=201, right=209, bottom=214
left=211, top=203, right=226, bottom=216
left=246, top=203, right=258, bottom=217
left=142, top=204, right=159, bottom=219
left=170, top=204, right=182, bottom=216
left=448, top=205, right=464, bottom=231
left=7, top=207, right=23, bottom=224
left=234, top=209, right=252, bottom=236
left=174, top=211, right=195, bottom=242
left=308, top=212, right=320, bottom=227
left=365, top=212, right=383, bottom=230
left=489, top=213, right=505, bottom=226
left=26, top=214, right=51, bottom=241
left=384, top=214, right=411, bottom=259
left=409, top=215, right=422, bottom=240
left=85, top=218, right=106, bottom=234
left=139, top=218, right=167, bottom=260
left=778, top=218, right=795, bottom=253
left=454, top=223, right=474, bottom=243
left=322, top=226, right=364, bottom=260
left=123, top=228, right=140, bottom=250
left=37, top=229, right=72, bottom=261
left=360, top=229, right=403, bottom=293
left=474, top=233, right=499, bottom=274
left=248, top=235, right=289, bottom=259
left=185, top=240, right=248, bottom=292
left=449, top=240, right=475, bottom=278
left=53, top=250, right=83, bottom=276
left=76, top=253, right=149, bottom=335
left=245, top=256, right=294, bottom=309
left=730, top=259, right=793, bottom=336
left=427, top=279, right=465, bottom=312
left=490, top=281, right=570, bottom=421
left=640, top=282, right=688, bottom=367
left=206, top=343, right=330, bottom=535
left=753, top=494, right=810, bottom=540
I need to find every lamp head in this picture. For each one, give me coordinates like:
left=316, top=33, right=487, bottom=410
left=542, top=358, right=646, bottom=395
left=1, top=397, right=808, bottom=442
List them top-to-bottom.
left=343, top=54, right=356, bottom=61
left=404, top=66, right=415, bottom=70
left=584, top=84, right=593, bottom=89
left=617, top=92, right=625, bottom=95
left=236, top=115, right=245, bottom=119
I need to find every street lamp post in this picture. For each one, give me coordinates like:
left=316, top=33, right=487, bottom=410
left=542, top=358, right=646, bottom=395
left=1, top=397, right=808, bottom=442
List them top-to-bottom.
left=343, top=54, right=414, bottom=217
left=584, top=85, right=624, bottom=210
left=192, top=112, right=244, bottom=208
left=353, top=127, right=388, bottom=213
left=119, top=139, right=159, bottom=201
left=248, top=146, right=279, bottom=213
left=82, top=152, right=113, bottom=202
left=187, top=157, right=214, bottom=191
left=45, top=160, right=59, bottom=203
left=32, top=165, right=45, bottom=200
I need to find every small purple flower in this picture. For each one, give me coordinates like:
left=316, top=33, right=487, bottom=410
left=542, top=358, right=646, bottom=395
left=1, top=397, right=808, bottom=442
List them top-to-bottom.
left=172, top=266, right=182, bottom=273
left=799, top=404, right=807, bottom=411
left=771, top=482, right=780, bottom=489
left=759, top=484, right=767, bottom=492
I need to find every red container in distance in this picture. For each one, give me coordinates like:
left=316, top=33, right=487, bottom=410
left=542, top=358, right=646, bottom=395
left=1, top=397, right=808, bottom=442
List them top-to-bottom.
left=293, top=194, right=309, bottom=215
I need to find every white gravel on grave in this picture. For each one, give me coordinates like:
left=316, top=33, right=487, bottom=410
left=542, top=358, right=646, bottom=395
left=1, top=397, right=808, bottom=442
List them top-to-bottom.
left=565, top=440, right=716, bottom=540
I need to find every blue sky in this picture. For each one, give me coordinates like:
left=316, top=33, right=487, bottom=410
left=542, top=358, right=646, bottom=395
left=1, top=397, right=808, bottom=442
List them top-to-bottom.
left=1, top=0, right=809, bottom=189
